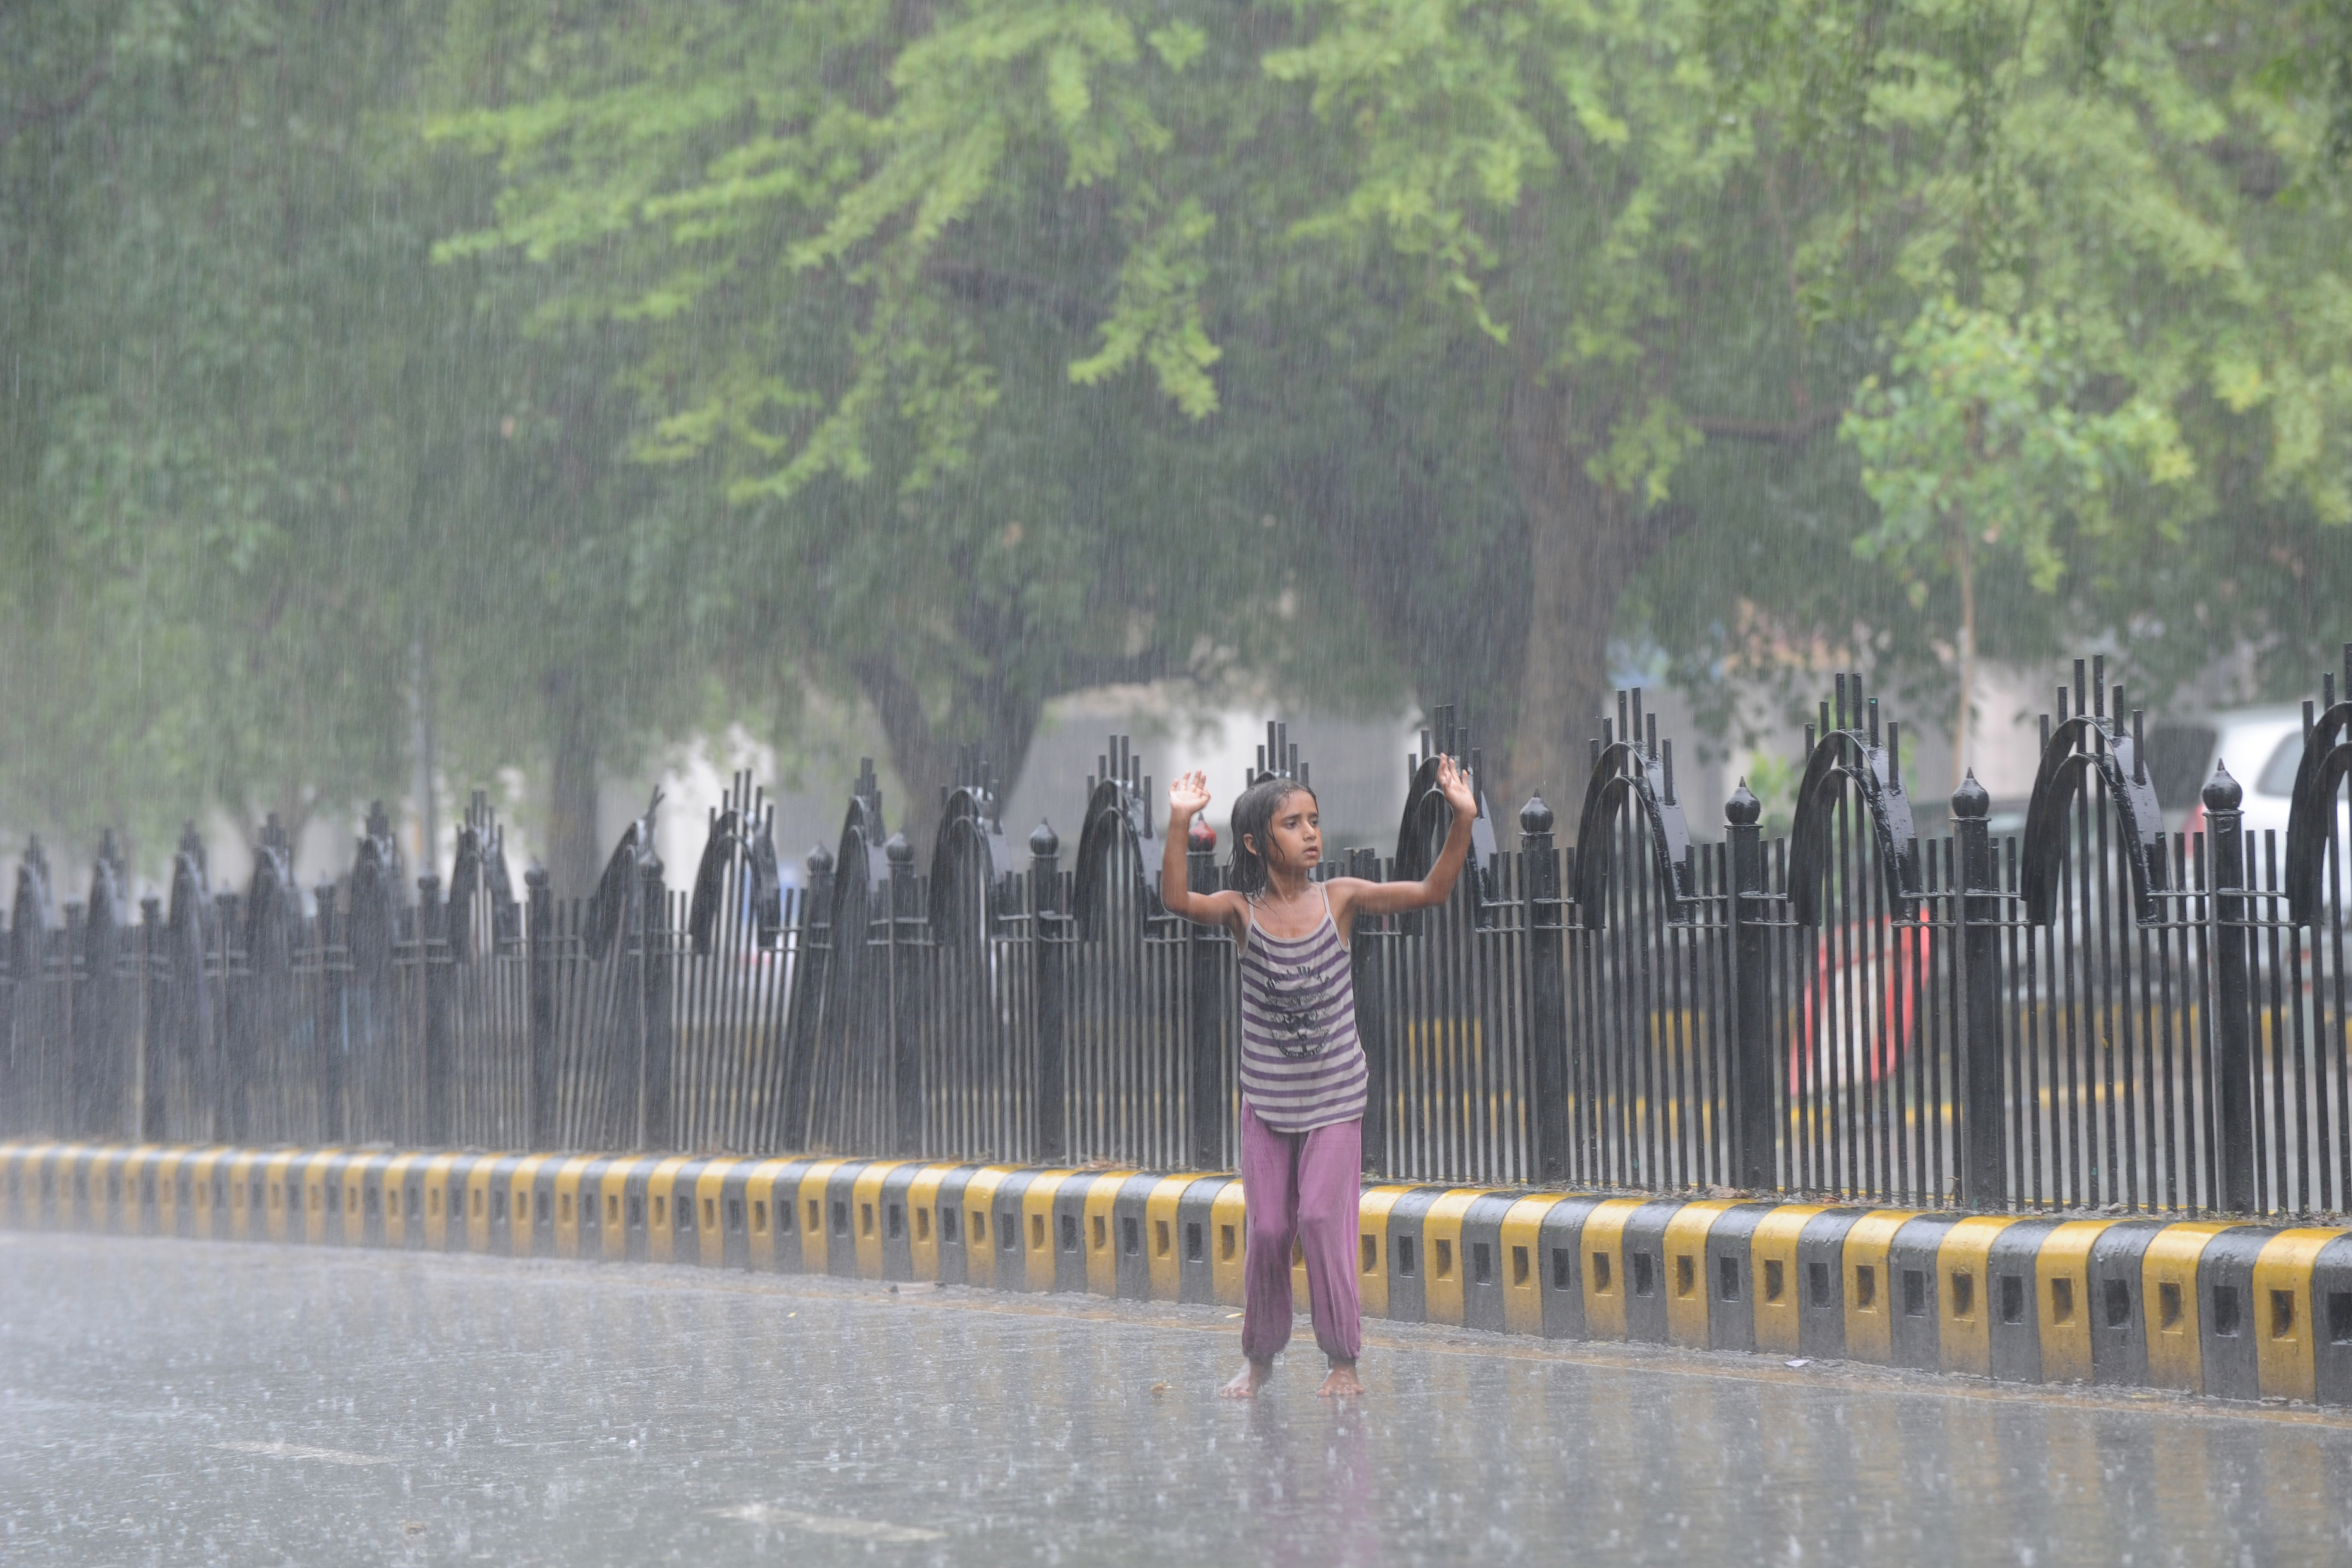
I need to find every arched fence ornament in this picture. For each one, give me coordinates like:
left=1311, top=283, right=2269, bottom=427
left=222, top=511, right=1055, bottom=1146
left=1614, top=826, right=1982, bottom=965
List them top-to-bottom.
left=2285, top=645, right=2352, bottom=927
left=2020, top=656, right=2167, bottom=926
left=1786, top=671, right=1919, bottom=928
left=1571, top=688, right=1694, bottom=928
left=1394, top=705, right=1499, bottom=920
left=1071, top=734, right=1155, bottom=940
left=928, top=751, right=1013, bottom=948
left=826, top=759, right=892, bottom=954
left=686, top=772, right=788, bottom=957
left=583, top=788, right=664, bottom=961
left=445, top=794, right=519, bottom=961
left=344, top=803, right=403, bottom=987
left=244, top=815, right=300, bottom=974
left=164, top=823, right=214, bottom=1044
left=82, top=831, right=130, bottom=968
left=10, top=836, right=53, bottom=953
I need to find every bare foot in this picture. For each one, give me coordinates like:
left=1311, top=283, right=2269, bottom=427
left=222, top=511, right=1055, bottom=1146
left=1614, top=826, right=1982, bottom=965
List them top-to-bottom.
left=1220, top=1359, right=1273, bottom=1399
left=1317, top=1361, right=1366, bottom=1398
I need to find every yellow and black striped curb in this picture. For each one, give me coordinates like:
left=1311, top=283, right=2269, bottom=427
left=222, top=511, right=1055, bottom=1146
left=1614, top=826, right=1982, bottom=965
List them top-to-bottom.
left=11, top=1140, right=2352, bottom=1405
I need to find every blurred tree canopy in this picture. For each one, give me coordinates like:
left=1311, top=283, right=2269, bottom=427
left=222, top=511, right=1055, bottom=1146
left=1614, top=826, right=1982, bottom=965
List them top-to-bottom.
left=6, top=0, right=2352, bottom=873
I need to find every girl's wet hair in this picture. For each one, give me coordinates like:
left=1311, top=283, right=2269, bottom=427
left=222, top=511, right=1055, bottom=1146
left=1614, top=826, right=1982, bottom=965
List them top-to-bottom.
left=1228, top=777, right=1316, bottom=895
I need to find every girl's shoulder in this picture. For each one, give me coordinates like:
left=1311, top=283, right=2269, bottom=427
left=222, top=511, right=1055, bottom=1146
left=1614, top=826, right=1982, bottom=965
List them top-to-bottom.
left=1174, top=886, right=1250, bottom=929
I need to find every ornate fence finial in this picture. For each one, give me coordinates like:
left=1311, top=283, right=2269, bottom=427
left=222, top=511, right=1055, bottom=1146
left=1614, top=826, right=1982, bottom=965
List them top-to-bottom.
left=2204, top=759, right=2243, bottom=813
left=1951, top=768, right=1990, bottom=819
left=1724, top=778, right=1760, bottom=827
left=1519, top=794, right=1555, bottom=838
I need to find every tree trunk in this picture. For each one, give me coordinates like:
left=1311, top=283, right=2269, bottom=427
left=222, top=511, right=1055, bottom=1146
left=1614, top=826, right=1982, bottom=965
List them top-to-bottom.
left=1497, top=371, right=1682, bottom=844
left=849, top=653, right=1045, bottom=854
left=547, top=705, right=601, bottom=902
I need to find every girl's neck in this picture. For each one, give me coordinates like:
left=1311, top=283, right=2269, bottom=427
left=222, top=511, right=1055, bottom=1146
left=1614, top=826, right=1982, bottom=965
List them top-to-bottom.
left=1260, top=866, right=1314, bottom=903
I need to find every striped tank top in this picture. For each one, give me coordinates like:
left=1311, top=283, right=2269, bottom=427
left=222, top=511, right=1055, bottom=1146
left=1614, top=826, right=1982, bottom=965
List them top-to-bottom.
left=1238, top=886, right=1368, bottom=1133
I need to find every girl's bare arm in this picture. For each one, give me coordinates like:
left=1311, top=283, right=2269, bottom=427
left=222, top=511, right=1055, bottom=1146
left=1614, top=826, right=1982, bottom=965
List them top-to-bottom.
left=1330, top=755, right=1480, bottom=926
left=1162, top=770, right=1249, bottom=932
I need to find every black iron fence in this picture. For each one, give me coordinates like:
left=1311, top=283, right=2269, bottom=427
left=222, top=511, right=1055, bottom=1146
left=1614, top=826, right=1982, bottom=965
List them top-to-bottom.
left=11, top=660, right=2352, bottom=1220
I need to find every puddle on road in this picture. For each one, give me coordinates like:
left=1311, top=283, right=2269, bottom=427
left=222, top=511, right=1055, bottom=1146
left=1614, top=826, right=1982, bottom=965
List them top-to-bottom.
left=214, top=1440, right=396, bottom=1466
left=714, top=1503, right=946, bottom=1542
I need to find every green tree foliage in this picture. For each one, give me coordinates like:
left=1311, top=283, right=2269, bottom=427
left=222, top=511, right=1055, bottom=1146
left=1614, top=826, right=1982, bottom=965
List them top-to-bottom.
left=8, top=0, right=2352, bottom=872
left=0, top=2, right=742, bottom=889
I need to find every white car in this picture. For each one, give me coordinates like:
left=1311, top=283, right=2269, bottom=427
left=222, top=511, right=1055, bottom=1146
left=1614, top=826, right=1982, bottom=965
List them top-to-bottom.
left=2142, top=706, right=2307, bottom=841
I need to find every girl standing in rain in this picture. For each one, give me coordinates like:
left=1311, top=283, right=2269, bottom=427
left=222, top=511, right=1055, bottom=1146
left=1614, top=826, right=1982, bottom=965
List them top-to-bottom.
left=1162, top=754, right=1480, bottom=1397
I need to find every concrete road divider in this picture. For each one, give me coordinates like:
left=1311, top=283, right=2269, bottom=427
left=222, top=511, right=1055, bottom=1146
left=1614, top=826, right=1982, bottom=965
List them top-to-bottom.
left=11, top=1138, right=2352, bottom=1406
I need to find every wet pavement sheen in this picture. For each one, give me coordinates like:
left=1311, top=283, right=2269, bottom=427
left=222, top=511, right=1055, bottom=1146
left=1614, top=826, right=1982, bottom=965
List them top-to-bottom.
left=4, top=1231, right=2351, bottom=1566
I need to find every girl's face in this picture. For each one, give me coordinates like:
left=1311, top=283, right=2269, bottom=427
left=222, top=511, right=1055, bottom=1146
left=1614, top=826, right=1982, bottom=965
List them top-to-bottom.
left=1249, top=790, right=1320, bottom=875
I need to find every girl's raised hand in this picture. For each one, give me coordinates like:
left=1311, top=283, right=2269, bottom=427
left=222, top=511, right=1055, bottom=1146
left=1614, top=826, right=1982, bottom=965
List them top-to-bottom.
left=1436, top=755, right=1477, bottom=818
left=1168, top=769, right=1212, bottom=817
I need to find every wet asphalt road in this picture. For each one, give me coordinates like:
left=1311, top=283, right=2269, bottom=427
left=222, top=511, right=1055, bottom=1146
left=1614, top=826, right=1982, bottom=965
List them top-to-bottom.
left=4, top=1232, right=2351, bottom=1566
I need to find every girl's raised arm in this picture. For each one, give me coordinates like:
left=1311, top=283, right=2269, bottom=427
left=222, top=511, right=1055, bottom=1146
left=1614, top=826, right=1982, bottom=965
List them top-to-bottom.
left=1337, top=755, right=1481, bottom=920
left=1161, top=771, right=1247, bottom=931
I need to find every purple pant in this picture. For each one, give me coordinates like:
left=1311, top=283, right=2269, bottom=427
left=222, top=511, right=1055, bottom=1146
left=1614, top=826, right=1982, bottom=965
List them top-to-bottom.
left=1239, top=1100, right=1363, bottom=1363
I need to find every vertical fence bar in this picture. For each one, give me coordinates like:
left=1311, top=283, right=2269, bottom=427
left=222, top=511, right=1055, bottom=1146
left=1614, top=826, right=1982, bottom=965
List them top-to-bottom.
left=2206, top=769, right=2256, bottom=1213
left=1952, top=774, right=2005, bottom=1207
left=1725, top=785, right=1773, bottom=1190
left=1518, top=798, right=1569, bottom=1186
left=1030, top=826, right=1067, bottom=1164
left=1186, top=828, right=1227, bottom=1171
left=889, top=837, right=923, bottom=1155
left=1348, top=845, right=1391, bottom=1180
left=639, top=857, right=672, bottom=1150
left=526, top=868, right=555, bottom=1148
left=419, top=874, right=450, bottom=1147
left=314, top=881, right=344, bottom=1144
left=137, top=896, right=165, bottom=1142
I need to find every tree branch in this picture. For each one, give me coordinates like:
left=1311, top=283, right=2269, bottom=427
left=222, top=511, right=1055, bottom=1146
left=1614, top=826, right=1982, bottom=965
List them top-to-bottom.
left=2, top=61, right=110, bottom=148
left=925, top=259, right=1096, bottom=332
left=1691, top=408, right=1846, bottom=445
